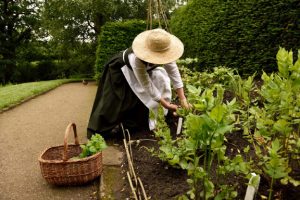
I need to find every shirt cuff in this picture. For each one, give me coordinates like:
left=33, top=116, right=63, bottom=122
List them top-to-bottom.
left=173, top=82, right=184, bottom=90
left=153, top=94, right=161, bottom=102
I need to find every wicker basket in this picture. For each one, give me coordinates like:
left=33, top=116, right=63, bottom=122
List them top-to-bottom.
left=38, top=123, right=103, bottom=185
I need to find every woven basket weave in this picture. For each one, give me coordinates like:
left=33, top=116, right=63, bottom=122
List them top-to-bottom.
left=38, top=123, right=103, bottom=185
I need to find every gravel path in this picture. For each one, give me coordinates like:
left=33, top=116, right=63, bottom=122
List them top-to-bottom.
left=0, top=82, right=99, bottom=200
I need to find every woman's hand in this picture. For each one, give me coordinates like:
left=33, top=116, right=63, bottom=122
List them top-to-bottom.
left=176, top=88, right=192, bottom=109
left=160, top=98, right=178, bottom=111
left=180, top=98, right=192, bottom=109
left=168, top=103, right=178, bottom=111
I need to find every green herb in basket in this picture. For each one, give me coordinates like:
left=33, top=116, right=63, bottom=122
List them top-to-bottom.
left=79, top=134, right=107, bottom=158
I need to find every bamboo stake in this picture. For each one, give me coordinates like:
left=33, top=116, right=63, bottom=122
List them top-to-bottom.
left=146, top=0, right=150, bottom=30
left=148, top=0, right=153, bottom=30
left=155, top=0, right=161, bottom=27
left=157, top=0, right=163, bottom=28
left=161, top=4, right=169, bottom=31
left=120, top=123, right=126, bottom=140
left=126, top=129, right=134, bottom=166
left=123, top=139, right=138, bottom=184
left=123, top=139, right=133, bottom=176
left=128, top=139, right=157, bottom=145
left=127, top=172, right=138, bottom=200
left=138, top=177, right=148, bottom=200
left=137, top=188, right=142, bottom=200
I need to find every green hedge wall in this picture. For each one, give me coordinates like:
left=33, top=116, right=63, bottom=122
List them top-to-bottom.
left=170, top=0, right=300, bottom=75
left=94, top=20, right=149, bottom=79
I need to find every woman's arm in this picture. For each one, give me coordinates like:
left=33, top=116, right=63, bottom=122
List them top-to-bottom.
left=132, top=57, right=162, bottom=101
left=164, top=61, right=183, bottom=90
left=164, top=62, right=190, bottom=109
left=160, top=87, right=189, bottom=110
left=176, top=87, right=190, bottom=109
left=160, top=97, right=178, bottom=110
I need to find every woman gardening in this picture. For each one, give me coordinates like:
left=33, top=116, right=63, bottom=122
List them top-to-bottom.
left=87, top=28, right=190, bottom=139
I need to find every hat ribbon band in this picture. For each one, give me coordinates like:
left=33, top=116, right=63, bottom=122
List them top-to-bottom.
left=151, top=45, right=170, bottom=52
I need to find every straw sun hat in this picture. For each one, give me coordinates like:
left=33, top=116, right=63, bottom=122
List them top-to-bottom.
left=132, top=28, right=184, bottom=65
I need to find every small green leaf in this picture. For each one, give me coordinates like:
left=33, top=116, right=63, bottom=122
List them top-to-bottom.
left=276, top=47, right=292, bottom=78
left=210, top=105, right=226, bottom=123
left=273, top=119, right=291, bottom=134
left=79, top=134, right=107, bottom=158
left=244, top=145, right=250, bottom=153
left=89, top=146, right=96, bottom=153
left=168, top=155, right=180, bottom=165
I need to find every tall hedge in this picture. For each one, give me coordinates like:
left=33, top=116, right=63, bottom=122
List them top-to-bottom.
left=171, top=0, right=300, bottom=75
left=94, top=20, right=148, bottom=79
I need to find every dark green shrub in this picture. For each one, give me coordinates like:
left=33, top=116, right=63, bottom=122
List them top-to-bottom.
left=171, top=0, right=300, bottom=75
left=95, top=20, right=153, bottom=79
left=0, top=59, right=15, bottom=84
left=11, top=61, right=37, bottom=83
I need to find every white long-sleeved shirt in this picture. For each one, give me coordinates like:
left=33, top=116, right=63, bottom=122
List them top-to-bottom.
left=121, top=52, right=183, bottom=130
left=128, top=53, right=184, bottom=102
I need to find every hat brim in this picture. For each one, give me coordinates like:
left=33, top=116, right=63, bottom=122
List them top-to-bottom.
left=132, top=30, right=184, bottom=65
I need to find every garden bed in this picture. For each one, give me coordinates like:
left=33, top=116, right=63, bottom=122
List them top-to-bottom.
left=118, top=49, right=300, bottom=199
left=119, top=129, right=300, bottom=200
left=120, top=130, right=189, bottom=199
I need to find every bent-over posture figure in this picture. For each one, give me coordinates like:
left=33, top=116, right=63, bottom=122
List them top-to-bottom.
left=87, top=28, right=189, bottom=138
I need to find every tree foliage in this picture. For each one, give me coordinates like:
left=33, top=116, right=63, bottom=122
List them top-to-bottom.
left=0, top=0, right=40, bottom=84
left=0, top=0, right=185, bottom=84
left=42, top=0, right=115, bottom=43
left=171, top=0, right=300, bottom=75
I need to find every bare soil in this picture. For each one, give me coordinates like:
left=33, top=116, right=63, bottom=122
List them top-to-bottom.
left=119, top=130, right=189, bottom=200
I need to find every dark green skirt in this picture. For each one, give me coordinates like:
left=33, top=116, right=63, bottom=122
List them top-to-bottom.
left=87, top=51, right=149, bottom=138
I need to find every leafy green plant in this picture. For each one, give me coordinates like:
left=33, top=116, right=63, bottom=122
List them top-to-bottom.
left=154, top=48, right=300, bottom=199
left=248, top=48, right=300, bottom=198
left=154, top=84, right=251, bottom=199
left=180, top=91, right=250, bottom=200
left=79, top=134, right=107, bottom=158
left=263, top=139, right=291, bottom=200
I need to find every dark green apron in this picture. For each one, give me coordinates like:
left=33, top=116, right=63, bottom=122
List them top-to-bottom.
left=87, top=48, right=149, bottom=138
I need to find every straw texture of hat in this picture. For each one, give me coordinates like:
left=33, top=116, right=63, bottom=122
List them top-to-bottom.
left=132, top=28, right=184, bottom=65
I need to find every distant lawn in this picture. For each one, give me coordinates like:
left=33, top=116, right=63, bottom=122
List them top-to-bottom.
left=0, top=79, right=80, bottom=111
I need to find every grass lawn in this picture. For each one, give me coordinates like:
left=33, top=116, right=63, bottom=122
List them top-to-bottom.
left=0, top=79, right=80, bottom=111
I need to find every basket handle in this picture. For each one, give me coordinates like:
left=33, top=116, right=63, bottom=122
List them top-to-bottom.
left=63, top=123, right=80, bottom=161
